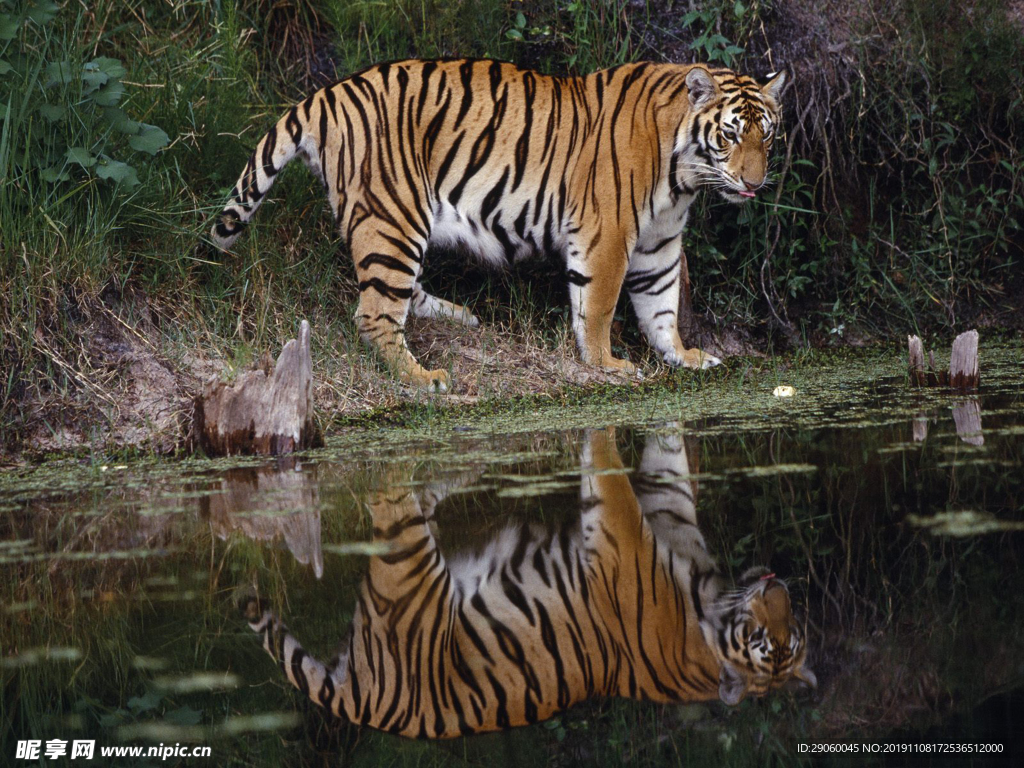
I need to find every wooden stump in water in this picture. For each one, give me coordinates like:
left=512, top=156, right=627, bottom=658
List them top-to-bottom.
left=193, top=320, right=320, bottom=456
left=907, top=330, right=979, bottom=391
left=949, top=330, right=980, bottom=391
left=907, top=335, right=927, bottom=387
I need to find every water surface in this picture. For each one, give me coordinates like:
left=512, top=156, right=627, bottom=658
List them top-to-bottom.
left=3, top=342, right=1023, bottom=766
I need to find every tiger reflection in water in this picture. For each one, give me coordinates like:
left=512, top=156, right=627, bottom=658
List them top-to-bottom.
left=244, top=427, right=815, bottom=738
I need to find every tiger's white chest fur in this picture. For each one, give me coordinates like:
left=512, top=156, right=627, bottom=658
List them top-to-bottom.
left=636, top=189, right=696, bottom=254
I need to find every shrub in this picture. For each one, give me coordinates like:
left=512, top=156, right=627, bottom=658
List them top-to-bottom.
left=0, top=0, right=169, bottom=202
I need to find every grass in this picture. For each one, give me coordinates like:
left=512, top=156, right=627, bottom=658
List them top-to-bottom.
left=1, top=0, right=1022, bottom=456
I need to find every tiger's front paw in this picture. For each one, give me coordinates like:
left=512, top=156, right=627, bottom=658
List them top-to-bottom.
left=665, top=348, right=722, bottom=370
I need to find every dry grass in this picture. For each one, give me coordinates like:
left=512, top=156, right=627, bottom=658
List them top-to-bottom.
left=6, top=287, right=640, bottom=458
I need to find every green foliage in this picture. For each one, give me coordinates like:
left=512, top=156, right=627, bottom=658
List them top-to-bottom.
left=0, top=0, right=169, bottom=196
left=317, top=0, right=512, bottom=75
left=503, top=0, right=636, bottom=75
left=658, top=0, right=1024, bottom=339
left=827, top=0, right=1024, bottom=330
left=680, top=4, right=745, bottom=66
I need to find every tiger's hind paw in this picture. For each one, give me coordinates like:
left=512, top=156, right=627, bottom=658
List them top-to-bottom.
left=401, top=366, right=451, bottom=393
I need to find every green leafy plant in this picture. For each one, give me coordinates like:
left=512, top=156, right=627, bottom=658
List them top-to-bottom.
left=0, top=0, right=169, bottom=192
left=680, top=4, right=745, bottom=66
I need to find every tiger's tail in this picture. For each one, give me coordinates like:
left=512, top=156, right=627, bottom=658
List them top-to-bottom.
left=210, top=106, right=311, bottom=251
left=241, top=595, right=350, bottom=716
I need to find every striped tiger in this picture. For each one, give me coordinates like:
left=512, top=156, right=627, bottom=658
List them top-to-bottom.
left=211, top=59, right=786, bottom=390
left=243, top=427, right=815, bottom=738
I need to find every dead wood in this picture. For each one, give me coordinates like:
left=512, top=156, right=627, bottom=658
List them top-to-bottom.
left=193, top=320, right=320, bottom=456
left=949, top=330, right=980, bottom=391
left=907, top=331, right=979, bottom=391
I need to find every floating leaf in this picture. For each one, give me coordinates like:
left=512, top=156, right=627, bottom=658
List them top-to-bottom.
left=90, top=79, right=124, bottom=107
left=38, top=103, right=65, bottom=122
left=129, top=123, right=169, bottom=155
left=65, top=147, right=96, bottom=168
left=94, top=156, right=139, bottom=186
left=907, top=510, right=1024, bottom=537
left=323, top=541, right=396, bottom=556
left=2, top=646, right=82, bottom=668
left=132, top=656, right=169, bottom=671
left=152, top=672, right=240, bottom=693
left=127, top=690, right=163, bottom=715
left=215, top=712, right=301, bottom=735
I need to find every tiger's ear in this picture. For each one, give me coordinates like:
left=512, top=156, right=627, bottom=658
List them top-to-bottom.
left=685, top=67, right=718, bottom=109
left=759, top=69, right=787, bottom=101
left=718, top=662, right=748, bottom=706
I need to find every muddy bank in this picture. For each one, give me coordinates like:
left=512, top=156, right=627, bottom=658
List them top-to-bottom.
left=7, top=276, right=1022, bottom=462
left=9, top=278, right=1024, bottom=461
left=0, top=284, right=739, bottom=459
left=6, top=288, right=207, bottom=457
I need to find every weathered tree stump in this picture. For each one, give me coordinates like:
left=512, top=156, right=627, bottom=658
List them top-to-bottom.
left=193, top=320, right=320, bottom=456
left=949, top=330, right=980, bottom=391
left=907, top=331, right=979, bottom=391
left=908, top=336, right=927, bottom=387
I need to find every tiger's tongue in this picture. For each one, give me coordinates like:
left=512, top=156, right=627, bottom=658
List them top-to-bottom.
left=738, top=190, right=756, bottom=198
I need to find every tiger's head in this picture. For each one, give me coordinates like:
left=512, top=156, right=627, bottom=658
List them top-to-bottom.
left=677, top=65, right=786, bottom=204
left=702, top=567, right=816, bottom=705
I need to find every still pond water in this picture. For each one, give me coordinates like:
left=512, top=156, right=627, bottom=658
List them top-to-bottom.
left=3, top=343, right=1024, bottom=766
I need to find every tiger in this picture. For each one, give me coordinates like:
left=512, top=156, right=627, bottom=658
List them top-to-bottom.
left=211, top=59, right=786, bottom=391
left=242, top=426, right=815, bottom=738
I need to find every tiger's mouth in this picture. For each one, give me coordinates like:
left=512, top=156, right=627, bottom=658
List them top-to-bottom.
left=719, top=188, right=757, bottom=204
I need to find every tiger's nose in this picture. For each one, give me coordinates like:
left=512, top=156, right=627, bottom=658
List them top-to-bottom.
left=743, top=178, right=762, bottom=191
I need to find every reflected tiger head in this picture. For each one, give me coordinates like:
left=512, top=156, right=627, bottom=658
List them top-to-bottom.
left=680, top=66, right=786, bottom=204
left=704, top=566, right=816, bottom=705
